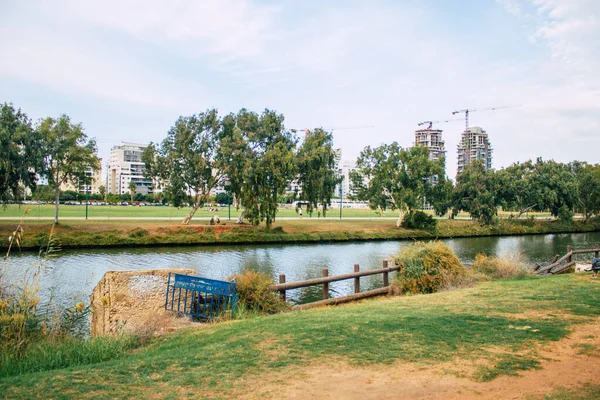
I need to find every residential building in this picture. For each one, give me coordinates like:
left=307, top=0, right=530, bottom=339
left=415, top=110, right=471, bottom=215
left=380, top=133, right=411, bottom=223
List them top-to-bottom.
left=457, top=126, right=493, bottom=173
left=414, top=128, right=446, bottom=162
left=106, top=142, right=153, bottom=195
left=63, top=159, right=103, bottom=194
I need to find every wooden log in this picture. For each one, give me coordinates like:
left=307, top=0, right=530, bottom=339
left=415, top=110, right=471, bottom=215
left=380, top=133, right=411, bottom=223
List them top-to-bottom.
left=595, top=244, right=599, bottom=259
left=567, top=245, right=572, bottom=263
left=571, top=249, right=600, bottom=255
left=537, top=251, right=574, bottom=274
left=552, top=254, right=560, bottom=263
left=382, top=260, right=389, bottom=287
left=551, top=261, right=576, bottom=275
left=354, top=264, right=360, bottom=294
left=273, top=265, right=402, bottom=291
left=322, top=268, right=329, bottom=300
left=279, top=274, right=286, bottom=301
left=292, top=287, right=390, bottom=310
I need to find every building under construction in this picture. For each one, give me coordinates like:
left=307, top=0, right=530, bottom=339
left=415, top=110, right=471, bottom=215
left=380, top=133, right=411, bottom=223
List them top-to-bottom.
left=457, top=126, right=493, bottom=173
left=414, top=128, right=446, bottom=162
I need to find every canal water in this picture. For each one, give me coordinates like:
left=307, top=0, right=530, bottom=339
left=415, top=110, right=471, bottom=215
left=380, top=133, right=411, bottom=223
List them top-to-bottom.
left=3, top=232, right=599, bottom=306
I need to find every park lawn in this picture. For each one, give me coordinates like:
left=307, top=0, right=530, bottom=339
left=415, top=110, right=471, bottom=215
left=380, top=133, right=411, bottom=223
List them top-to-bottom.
left=1, top=274, right=600, bottom=398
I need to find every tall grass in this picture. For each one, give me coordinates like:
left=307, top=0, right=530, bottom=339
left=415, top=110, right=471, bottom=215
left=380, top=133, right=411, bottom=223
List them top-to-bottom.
left=471, top=253, right=533, bottom=279
left=230, top=270, right=290, bottom=316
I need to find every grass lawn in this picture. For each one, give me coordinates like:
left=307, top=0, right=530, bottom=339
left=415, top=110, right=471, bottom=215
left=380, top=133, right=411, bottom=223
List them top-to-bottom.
left=1, top=274, right=600, bottom=398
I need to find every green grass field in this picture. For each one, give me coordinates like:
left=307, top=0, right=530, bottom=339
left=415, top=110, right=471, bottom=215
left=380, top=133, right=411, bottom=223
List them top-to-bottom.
left=0, top=204, right=556, bottom=220
left=1, top=274, right=600, bottom=398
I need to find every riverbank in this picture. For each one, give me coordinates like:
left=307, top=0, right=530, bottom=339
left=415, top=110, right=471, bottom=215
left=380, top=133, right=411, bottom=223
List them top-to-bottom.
left=1, top=218, right=599, bottom=250
left=2, top=274, right=600, bottom=398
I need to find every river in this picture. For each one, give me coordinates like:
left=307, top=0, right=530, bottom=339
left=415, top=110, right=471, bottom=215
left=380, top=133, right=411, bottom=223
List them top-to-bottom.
left=3, top=232, right=599, bottom=306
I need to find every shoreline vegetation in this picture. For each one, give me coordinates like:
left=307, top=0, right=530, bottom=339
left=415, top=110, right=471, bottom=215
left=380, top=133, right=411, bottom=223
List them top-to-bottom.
left=1, top=217, right=599, bottom=251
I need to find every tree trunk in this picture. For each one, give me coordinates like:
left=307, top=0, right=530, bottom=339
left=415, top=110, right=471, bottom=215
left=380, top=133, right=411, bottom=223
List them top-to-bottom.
left=54, top=187, right=60, bottom=224
left=181, top=204, right=201, bottom=225
left=236, top=209, right=246, bottom=224
left=395, top=209, right=404, bottom=228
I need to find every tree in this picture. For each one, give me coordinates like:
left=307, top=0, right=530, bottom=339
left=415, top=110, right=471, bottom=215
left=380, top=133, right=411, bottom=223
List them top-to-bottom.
left=0, top=103, right=44, bottom=204
left=143, top=109, right=223, bottom=225
left=219, top=109, right=297, bottom=228
left=38, top=115, right=98, bottom=224
left=295, top=129, right=340, bottom=217
left=351, top=143, right=444, bottom=227
left=531, top=158, right=578, bottom=222
left=497, top=160, right=542, bottom=218
left=452, top=161, right=499, bottom=225
left=571, top=162, right=600, bottom=221
left=428, top=177, right=454, bottom=218
left=128, top=180, right=137, bottom=202
left=98, top=185, right=106, bottom=200
left=214, top=192, right=231, bottom=205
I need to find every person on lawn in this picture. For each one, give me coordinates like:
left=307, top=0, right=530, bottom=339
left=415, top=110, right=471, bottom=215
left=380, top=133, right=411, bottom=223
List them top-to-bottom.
left=592, top=257, right=600, bottom=278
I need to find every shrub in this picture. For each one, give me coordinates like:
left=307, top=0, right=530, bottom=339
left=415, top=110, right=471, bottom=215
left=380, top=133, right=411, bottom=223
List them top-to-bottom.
left=400, top=211, right=438, bottom=232
left=393, top=241, right=467, bottom=295
left=471, top=253, right=532, bottom=279
left=231, top=270, right=289, bottom=315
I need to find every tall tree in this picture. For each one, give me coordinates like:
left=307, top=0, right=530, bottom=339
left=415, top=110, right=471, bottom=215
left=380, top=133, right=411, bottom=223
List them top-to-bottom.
left=0, top=103, right=44, bottom=204
left=143, top=109, right=223, bottom=225
left=218, top=109, right=296, bottom=228
left=38, top=115, right=98, bottom=224
left=295, top=129, right=340, bottom=217
left=351, top=143, right=444, bottom=227
left=532, top=158, right=578, bottom=222
left=497, top=160, right=542, bottom=218
left=452, top=161, right=499, bottom=225
left=571, top=161, right=600, bottom=221
left=128, top=180, right=137, bottom=202
left=98, top=185, right=106, bottom=200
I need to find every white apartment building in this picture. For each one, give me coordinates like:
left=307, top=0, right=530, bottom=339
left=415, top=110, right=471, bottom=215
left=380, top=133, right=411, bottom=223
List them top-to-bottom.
left=457, top=126, right=493, bottom=173
left=106, top=142, right=153, bottom=195
left=63, top=159, right=103, bottom=194
left=336, top=159, right=359, bottom=200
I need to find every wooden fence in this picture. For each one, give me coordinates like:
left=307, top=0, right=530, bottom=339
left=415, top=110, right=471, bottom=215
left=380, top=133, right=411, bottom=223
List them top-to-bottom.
left=536, top=244, right=599, bottom=275
left=273, top=260, right=399, bottom=310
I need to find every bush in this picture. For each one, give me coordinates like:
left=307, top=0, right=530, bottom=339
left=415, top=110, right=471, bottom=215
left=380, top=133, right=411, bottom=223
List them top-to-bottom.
left=401, top=211, right=438, bottom=232
left=393, top=241, right=467, bottom=295
left=471, top=253, right=532, bottom=279
left=231, top=270, right=289, bottom=315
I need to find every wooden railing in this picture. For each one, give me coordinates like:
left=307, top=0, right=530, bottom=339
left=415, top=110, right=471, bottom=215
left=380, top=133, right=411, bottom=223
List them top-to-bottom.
left=536, top=244, right=599, bottom=275
left=274, top=260, right=399, bottom=310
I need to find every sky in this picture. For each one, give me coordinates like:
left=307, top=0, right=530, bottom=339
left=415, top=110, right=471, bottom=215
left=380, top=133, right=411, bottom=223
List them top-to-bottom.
left=1, top=0, right=599, bottom=178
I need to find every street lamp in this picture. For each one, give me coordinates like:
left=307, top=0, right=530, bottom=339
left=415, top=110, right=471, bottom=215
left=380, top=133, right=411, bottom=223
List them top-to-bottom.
left=224, top=179, right=231, bottom=221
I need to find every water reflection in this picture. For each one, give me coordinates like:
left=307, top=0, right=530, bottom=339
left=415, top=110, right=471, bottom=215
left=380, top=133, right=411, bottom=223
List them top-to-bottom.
left=4, top=232, right=600, bottom=306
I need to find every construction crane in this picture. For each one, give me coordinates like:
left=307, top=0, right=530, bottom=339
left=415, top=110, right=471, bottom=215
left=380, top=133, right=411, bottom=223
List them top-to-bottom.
left=452, top=105, right=519, bottom=131
left=417, top=119, right=462, bottom=130
left=291, top=125, right=374, bottom=135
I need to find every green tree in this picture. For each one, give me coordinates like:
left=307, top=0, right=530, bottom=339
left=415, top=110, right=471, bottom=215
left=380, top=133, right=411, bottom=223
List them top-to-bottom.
left=0, top=103, right=44, bottom=204
left=143, top=109, right=223, bottom=225
left=219, top=109, right=296, bottom=228
left=38, top=115, right=98, bottom=224
left=295, top=129, right=340, bottom=217
left=351, top=143, right=444, bottom=227
left=532, top=158, right=578, bottom=222
left=497, top=160, right=542, bottom=218
left=452, top=161, right=499, bottom=225
left=571, top=162, right=600, bottom=221
left=428, top=177, right=454, bottom=218
left=128, top=180, right=137, bottom=202
left=32, top=185, right=55, bottom=202
left=98, top=185, right=106, bottom=200
left=214, top=192, right=231, bottom=205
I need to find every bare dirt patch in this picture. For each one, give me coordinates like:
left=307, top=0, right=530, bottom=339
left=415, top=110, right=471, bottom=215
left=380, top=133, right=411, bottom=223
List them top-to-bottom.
left=239, top=319, right=600, bottom=400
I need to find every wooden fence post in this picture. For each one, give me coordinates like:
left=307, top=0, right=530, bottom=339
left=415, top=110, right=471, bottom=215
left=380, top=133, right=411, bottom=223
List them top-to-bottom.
left=595, top=244, right=599, bottom=259
left=567, top=245, right=572, bottom=263
left=382, top=260, right=389, bottom=287
left=354, top=264, right=360, bottom=294
left=322, top=269, right=329, bottom=300
left=279, top=274, right=286, bottom=301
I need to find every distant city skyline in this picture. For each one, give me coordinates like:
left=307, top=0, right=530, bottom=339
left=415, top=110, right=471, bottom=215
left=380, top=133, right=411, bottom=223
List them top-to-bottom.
left=1, top=0, right=598, bottom=178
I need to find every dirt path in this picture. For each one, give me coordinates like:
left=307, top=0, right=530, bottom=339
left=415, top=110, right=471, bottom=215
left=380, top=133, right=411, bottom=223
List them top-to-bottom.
left=241, top=318, right=600, bottom=399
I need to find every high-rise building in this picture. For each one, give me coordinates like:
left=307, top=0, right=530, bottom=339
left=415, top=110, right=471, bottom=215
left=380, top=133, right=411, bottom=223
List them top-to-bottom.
left=457, top=126, right=493, bottom=173
left=414, top=128, right=446, bottom=162
left=106, top=142, right=153, bottom=195
left=62, top=159, right=103, bottom=194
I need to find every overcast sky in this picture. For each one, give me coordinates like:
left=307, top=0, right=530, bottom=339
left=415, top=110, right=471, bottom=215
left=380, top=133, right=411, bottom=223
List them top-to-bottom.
left=1, top=0, right=598, bottom=178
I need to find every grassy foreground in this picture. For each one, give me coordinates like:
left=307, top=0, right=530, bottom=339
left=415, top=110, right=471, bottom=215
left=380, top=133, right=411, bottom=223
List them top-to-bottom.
left=1, top=217, right=599, bottom=250
left=1, top=274, right=600, bottom=398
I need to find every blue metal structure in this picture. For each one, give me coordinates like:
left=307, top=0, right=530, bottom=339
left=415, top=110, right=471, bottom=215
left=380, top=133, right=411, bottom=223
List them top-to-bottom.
left=165, top=273, right=237, bottom=320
